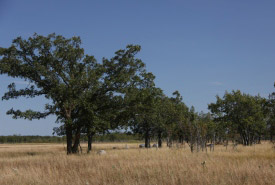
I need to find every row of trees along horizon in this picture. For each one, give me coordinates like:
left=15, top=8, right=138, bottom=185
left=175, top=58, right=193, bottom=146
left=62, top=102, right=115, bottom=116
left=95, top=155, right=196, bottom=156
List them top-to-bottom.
left=0, top=34, right=274, bottom=154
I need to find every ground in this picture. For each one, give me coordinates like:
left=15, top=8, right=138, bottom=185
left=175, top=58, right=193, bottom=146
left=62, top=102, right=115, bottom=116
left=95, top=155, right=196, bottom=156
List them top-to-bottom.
left=0, top=142, right=274, bottom=185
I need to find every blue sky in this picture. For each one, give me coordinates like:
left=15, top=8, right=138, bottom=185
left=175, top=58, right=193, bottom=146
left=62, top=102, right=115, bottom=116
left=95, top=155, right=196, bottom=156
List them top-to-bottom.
left=0, top=0, right=274, bottom=135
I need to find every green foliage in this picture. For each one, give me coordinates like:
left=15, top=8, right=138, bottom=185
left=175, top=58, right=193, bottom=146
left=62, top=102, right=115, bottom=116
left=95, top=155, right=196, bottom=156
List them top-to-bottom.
left=0, top=33, right=147, bottom=153
left=0, top=33, right=95, bottom=120
left=1, top=33, right=274, bottom=153
left=124, top=72, right=163, bottom=147
left=266, top=83, right=275, bottom=141
left=209, top=90, right=267, bottom=145
left=91, top=132, right=140, bottom=142
left=0, top=133, right=140, bottom=143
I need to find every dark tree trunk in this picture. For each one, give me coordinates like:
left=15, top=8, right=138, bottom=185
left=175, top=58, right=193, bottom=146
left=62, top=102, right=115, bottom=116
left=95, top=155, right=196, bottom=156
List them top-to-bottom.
left=65, top=109, right=73, bottom=154
left=66, top=124, right=73, bottom=154
left=270, top=125, right=275, bottom=142
left=72, top=127, right=81, bottom=153
left=145, top=130, right=150, bottom=148
left=189, top=131, right=195, bottom=153
left=87, top=132, right=94, bottom=153
left=158, top=132, right=162, bottom=148
left=241, top=132, right=249, bottom=146
left=213, top=133, right=216, bottom=151
left=179, top=135, right=184, bottom=144
left=258, top=135, right=261, bottom=144
left=185, top=136, right=189, bottom=143
left=218, top=136, right=222, bottom=144
left=167, top=137, right=172, bottom=148
left=244, top=137, right=249, bottom=146
left=190, top=143, right=194, bottom=153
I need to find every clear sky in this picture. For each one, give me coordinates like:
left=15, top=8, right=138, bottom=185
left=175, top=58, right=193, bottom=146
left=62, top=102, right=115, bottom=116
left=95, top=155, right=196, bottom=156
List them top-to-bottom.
left=0, top=0, right=274, bottom=135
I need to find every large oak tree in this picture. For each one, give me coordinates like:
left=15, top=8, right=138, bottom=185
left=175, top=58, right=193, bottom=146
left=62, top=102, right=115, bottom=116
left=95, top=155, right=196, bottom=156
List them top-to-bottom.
left=0, top=33, right=146, bottom=154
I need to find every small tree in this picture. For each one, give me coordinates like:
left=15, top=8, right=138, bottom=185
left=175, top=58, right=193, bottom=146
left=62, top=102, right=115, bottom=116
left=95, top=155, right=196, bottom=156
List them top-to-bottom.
left=126, top=72, right=163, bottom=148
left=266, top=83, right=275, bottom=142
left=169, top=91, right=189, bottom=146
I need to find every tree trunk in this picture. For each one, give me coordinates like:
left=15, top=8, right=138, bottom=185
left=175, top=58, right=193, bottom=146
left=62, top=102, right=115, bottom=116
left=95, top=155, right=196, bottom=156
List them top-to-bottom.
left=65, top=108, right=73, bottom=154
left=66, top=124, right=73, bottom=154
left=270, top=125, right=274, bottom=142
left=72, top=127, right=81, bottom=153
left=145, top=130, right=150, bottom=148
left=196, top=131, right=200, bottom=152
left=87, top=132, right=94, bottom=153
left=158, top=132, right=162, bottom=148
left=241, top=132, right=249, bottom=146
left=188, top=133, right=195, bottom=153
left=213, top=133, right=215, bottom=151
left=179, top=135, right=184, bottom=144
left=258, top=135, right=261, bottom=144
left=185, top=136, right=189, bottom=143
left=190, top=143, right=194, bottom=153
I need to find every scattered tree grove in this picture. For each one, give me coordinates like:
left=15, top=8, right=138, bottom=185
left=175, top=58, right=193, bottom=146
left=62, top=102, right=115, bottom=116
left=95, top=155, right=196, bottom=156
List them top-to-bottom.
left=0, top=34, right=274, bottom=154
left=209, top=90, right=267, bottom=145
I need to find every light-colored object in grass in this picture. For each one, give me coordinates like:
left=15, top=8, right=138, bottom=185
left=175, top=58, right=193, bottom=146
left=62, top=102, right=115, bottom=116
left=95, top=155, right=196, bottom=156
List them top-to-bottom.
left=152, top=143, right=158, bottom=148
left=233, top=143, right=238, bottom=150
left=125, top=144, right=129, bottom=149
left=139, top=144, right=145, bottom=148
left=97, top=150, right=106, bottom=155
left=11, top=168, right=19, bottom=173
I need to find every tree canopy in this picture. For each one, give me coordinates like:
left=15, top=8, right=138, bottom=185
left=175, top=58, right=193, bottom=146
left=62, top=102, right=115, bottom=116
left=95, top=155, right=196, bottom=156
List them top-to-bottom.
left=0, top=33, right=274, bottom=154
left=0, top=33, right=146, bottom=153
left=208, top=90, right=267, bottom=145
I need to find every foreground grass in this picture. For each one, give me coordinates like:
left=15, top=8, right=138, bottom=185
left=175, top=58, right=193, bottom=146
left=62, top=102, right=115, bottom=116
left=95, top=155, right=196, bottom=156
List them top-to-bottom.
left=0, top=142, right=274, bottom=185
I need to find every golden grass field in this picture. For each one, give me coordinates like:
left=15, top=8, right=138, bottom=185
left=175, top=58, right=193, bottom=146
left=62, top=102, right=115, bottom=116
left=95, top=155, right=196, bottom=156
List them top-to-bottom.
left=0, top=142, right=274, bottom=185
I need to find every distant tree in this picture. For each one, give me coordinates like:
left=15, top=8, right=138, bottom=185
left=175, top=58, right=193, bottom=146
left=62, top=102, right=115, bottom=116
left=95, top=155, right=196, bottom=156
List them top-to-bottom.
left=126, top=72, right=163, bottom=148
left=266, top=82, right=275, bottom=142
left=208, top=90, right=266, bottom=145
left=154, top=91, right=189, bottom=148
left=169, top=91, right=189, bottom=146
left=153, top=95, right=172, bottom=148
left=186, top=106, right=197, bottom=152
left=197, top=112, right=216, bottom=151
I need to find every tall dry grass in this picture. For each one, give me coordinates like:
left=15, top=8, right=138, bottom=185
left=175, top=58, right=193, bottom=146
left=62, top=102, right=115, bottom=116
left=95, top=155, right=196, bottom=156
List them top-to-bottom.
left=0, top=142, right=274, bottom=185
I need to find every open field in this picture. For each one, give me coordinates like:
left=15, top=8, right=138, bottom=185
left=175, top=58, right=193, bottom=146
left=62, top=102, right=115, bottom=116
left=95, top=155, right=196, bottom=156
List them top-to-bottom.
left=0, top=142, right=274, bottom=185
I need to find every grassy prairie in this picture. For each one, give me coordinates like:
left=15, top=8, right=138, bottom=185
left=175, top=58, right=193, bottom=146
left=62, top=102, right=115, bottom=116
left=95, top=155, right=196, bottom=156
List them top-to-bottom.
left=0, top=142, right=274, bottom=185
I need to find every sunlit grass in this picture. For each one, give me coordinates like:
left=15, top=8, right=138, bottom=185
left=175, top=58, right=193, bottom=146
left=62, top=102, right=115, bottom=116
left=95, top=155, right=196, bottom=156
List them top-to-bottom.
left=0, top=142, right=274, bottom=185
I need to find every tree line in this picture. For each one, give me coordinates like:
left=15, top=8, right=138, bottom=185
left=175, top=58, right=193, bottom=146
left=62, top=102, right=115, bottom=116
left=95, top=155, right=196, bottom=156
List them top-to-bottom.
left=0, top=34, right=274, bottom=154
left=0, top=133, right=139, bottom=143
